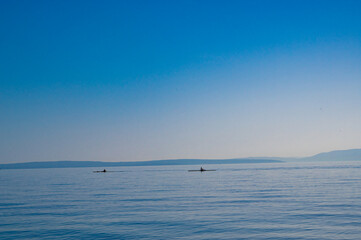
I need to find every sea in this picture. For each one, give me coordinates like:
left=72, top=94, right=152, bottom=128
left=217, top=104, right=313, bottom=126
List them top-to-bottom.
left=1, top=161, right=361, bottom=239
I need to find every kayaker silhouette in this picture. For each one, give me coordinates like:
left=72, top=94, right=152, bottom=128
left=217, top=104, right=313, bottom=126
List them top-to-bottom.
left=200, top=167, right=205, bottom=171
left=103, top=169, right=107, bottom=172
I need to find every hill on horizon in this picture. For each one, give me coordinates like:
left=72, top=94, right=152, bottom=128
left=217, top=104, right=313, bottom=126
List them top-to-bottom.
left=1, top=148, right=361, bottom=170
left=300, top=148, right=361, bottom=162
left=0, top=158, right=281, bottom=170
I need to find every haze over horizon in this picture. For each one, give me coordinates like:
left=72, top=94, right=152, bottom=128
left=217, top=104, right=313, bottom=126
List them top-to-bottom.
left=1, top=0, right=361, bottom=163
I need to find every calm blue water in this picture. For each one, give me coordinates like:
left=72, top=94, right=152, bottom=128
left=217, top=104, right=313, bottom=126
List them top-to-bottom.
left=1, top=162, right=361, bottom=239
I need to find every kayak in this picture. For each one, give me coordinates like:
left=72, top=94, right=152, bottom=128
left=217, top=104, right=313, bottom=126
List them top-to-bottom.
left=93, top=170, right=123, bottom=173
left=188, top=170, right=216, bottom=172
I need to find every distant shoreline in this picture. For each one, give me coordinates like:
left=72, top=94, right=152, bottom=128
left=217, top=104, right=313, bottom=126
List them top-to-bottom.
left=2, top=148, right=361, bottom=170
left=0, top=158, right=282, bottom=170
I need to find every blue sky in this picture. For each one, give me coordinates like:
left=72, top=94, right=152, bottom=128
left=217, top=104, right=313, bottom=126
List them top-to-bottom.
left=1, top=0, right=361, bottom=163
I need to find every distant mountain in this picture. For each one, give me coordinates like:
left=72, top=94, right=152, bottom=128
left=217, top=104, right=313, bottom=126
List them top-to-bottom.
left=2, top=149, right=361, bottom=170
left=299, top=149, right=361, bottom=162
left=0, top=158, right=281, bottom=170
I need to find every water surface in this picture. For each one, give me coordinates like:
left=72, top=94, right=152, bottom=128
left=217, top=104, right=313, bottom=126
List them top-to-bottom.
left=1, top=162, right=361, bottom=239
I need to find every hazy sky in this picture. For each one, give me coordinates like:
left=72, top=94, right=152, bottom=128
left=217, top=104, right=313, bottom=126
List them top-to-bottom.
left=1, top=0, right=361, bottom=163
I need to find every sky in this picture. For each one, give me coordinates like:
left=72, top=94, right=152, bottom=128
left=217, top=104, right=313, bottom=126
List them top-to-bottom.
left=1, top=0, right=361, bottom=163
